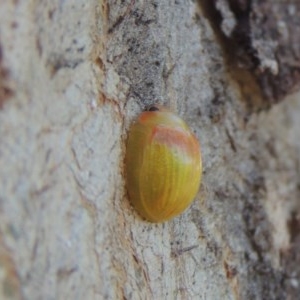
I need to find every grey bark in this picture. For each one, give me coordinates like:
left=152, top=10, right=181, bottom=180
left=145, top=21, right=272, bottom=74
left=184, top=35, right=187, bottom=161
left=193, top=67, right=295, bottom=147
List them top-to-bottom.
left=0, top=0, right=299, bottom=299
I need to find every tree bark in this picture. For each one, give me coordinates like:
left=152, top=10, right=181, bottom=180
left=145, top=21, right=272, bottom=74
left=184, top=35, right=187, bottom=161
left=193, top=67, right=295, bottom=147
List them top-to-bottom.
left=0, top=0, right=299, bottom=299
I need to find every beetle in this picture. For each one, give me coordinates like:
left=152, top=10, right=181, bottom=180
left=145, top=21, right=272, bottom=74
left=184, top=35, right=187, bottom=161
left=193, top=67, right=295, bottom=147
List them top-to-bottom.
left=125, top=105, right=202, bottom=222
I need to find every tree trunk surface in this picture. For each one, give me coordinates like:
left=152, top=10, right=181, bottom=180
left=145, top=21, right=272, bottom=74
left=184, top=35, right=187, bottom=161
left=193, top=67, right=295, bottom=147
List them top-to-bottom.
left=0, top=1, right=299, bottom=299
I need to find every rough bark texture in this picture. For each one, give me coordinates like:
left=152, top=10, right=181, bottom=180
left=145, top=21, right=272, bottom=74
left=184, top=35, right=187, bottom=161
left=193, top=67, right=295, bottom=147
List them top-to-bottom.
left=0, top=0, right=299, bottom=299
left=202, top=0, right=300, bottom=109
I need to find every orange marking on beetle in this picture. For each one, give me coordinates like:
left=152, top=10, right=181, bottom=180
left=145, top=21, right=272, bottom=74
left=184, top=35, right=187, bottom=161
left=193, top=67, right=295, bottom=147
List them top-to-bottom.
left=138, top=111, right=157, bottom=123
left=151, top=125, right=197, bottom=155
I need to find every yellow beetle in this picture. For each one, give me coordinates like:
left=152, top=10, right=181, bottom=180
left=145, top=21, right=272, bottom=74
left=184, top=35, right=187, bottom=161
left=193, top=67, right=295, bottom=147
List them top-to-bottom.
left=125, top=105, right=202, bottom=222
